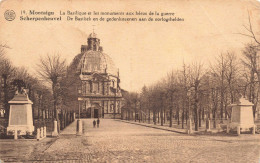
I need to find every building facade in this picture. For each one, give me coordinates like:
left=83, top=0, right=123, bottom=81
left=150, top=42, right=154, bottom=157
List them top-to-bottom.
left=72, top=32, right=123, bottom=119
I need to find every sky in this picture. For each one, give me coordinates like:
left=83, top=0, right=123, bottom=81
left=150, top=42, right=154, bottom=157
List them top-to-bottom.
left=0, top=0, right=260, bottom=91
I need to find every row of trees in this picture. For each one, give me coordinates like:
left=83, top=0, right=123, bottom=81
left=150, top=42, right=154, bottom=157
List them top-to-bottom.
left=123, top=13, right=260, bottom=131
left=123, top=43, right=259, bottom=131
left=0, top=44, right=54, bottom=125
left=0, top=44, right=76, bottom=132
left=36, top=53, right=87, bottom=131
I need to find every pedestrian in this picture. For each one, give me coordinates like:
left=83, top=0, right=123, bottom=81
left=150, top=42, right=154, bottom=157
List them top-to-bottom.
left=97, top=118, right=100, bottom=128
left=93, top=120, right=96, bottom=128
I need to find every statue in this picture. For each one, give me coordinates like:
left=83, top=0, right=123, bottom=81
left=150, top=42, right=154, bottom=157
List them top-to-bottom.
left=12, top=79, right=27, bottom=95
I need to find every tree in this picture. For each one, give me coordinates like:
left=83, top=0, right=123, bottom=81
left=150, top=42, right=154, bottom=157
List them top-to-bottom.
left=239, top=11, right=260, bottom=47
left=242, top=43, right=260, bottom=118
left=224, top=52, right=240, bottom=104
left=37, top=54, right=67, bottom=131
left=0, top=59, right=15, bottom=118
left=189, top=62, right=204, bottom=131
left=166, top=70, right=179, bottom=127
left=140, top=85, right=148, bottom=122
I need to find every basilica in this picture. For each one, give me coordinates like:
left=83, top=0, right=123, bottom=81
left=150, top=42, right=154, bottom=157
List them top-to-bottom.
left=66, top=32, right=123, bottom=119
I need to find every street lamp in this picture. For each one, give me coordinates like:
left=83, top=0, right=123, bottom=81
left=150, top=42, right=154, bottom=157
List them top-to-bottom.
left=76, top=85, right=82, bottom=135
left=77, top=86, right=82, bottom=119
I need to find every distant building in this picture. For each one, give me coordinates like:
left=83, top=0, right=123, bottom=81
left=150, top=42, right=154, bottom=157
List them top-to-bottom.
left=67, top=32, right=123, bottom=119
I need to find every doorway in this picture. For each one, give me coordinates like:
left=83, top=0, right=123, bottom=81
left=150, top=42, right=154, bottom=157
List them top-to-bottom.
left=94, top=109, right=99, bottom=118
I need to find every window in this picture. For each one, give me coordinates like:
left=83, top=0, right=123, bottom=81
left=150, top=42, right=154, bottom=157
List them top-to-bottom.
left=82, top=81, right=86, bottom=94
left=86, top=81, right=90, bottom=93
left=90, top=81, right=93, bottom=93
left=110, top=103, right=114, bottom=112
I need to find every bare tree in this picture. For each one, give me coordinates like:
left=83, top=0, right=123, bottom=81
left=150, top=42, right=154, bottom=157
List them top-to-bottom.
left=239, top=11, right=260, bottom=47
left=242, top=43, right=260, bottom=118
left=224, top=52, right=240, bottom=103
left=37, top=54, right=67, bottom=131
left=210, top=54, right=229, bottom=121
left=0, top=59, right=15, bottom=118
left=189, top=62, right=204, bottom=131
left=166, top=70, right=180, bottom=127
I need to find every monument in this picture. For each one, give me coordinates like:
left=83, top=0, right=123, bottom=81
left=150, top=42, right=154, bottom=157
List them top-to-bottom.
left=7, top=87, right=34, bottom=135
left=227, top=97, right=256, bottom=135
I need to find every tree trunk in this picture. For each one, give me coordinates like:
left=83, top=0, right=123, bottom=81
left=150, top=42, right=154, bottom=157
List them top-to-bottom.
left=135, top=104, right=137, bottom=122
left=161, top=107, right=163, bottom=126
left=169, top=107, right=173, bottom=127
left=194, top=107, right=198, bottom=131
left=199, top=107, right=201, bottom=127
left=202, top=107, right=204, bottom=121
left=148, top=108, right=151, bottom=124
left=164, top=108, right=166, bottom=124
left=185, top=108, right=188, bottom=124
left=153, top=110, right=156, bottom=125
left=158, top=110, right=160, bottom=124
left=177, top=110, right=180, bottom=125
left=181, top=110, right=184, bottom=129
left=213, top=111, right=216, bottom=128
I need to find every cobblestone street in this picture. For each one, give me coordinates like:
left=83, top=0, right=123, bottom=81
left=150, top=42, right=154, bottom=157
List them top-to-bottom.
left=1, top=119, right=259, bottom=162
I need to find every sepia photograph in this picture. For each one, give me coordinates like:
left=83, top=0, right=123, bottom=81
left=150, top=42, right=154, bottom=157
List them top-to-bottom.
left=0, top=0, right=259, bottom=162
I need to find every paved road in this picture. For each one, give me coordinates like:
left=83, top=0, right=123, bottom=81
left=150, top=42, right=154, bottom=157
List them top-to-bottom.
left=1, top=119, right=259, bottom=162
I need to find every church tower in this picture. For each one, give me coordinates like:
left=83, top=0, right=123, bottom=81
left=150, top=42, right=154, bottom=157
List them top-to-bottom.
left=81, top=32, right=103, bottom=53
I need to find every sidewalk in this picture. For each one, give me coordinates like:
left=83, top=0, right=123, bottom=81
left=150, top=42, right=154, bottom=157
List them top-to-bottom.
left=117, top=120, right=223, bottom=135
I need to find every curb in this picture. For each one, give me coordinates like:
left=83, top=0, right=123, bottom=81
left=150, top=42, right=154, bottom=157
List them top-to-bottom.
left=117, top=120, right=186, bottom=134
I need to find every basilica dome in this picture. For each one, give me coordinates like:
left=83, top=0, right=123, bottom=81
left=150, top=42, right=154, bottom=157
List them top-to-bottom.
left=77, top=50, right=117, bottom=76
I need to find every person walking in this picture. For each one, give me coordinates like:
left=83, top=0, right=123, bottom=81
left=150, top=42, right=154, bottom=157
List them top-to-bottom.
left=97, top=118, right=100, bottom=128
left=93, top=120, right=96, bottom=128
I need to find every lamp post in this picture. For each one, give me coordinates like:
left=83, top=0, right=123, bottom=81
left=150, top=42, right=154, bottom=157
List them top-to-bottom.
left=77, top=85, right=82, bottom=135
left=77, top=86, right=82, bottom=119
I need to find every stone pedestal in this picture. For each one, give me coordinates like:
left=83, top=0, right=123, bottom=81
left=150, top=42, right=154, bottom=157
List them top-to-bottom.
left=7, top=94, right=34, bottom=135
left=229, top=97, right=255, bottom=135
left=73, top=113, right=76, bottom=121
left=76, top=119, right=82, bottom=136
left=186, top=119, right=192, bottom=134
left=205, top=119, right=211, bottom=132
left=52, top=120, right=58, bottom=137
left=82, top=121, right=85, bottom=134
left=217, top=124, right=221, bottom=132
left=226, top=125, right=230, bottom=133
left=252, top=125, right=256, bottom=135
left=43, top=126, right=47, bottom=137
left=237, top=126, right=241, bottom=136
left=40, top=127, right=44, bottom=138
left=37, top=128, right=40, bottom=140
left=14, top=129, right=18, bottom=140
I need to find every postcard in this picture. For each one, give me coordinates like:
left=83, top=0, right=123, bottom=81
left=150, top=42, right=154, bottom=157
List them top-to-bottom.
left=0, top=0, right=259, bottom=162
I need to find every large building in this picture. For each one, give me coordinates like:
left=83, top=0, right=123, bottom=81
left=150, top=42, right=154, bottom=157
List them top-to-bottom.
left=68, top=32, right=123, bottom=119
